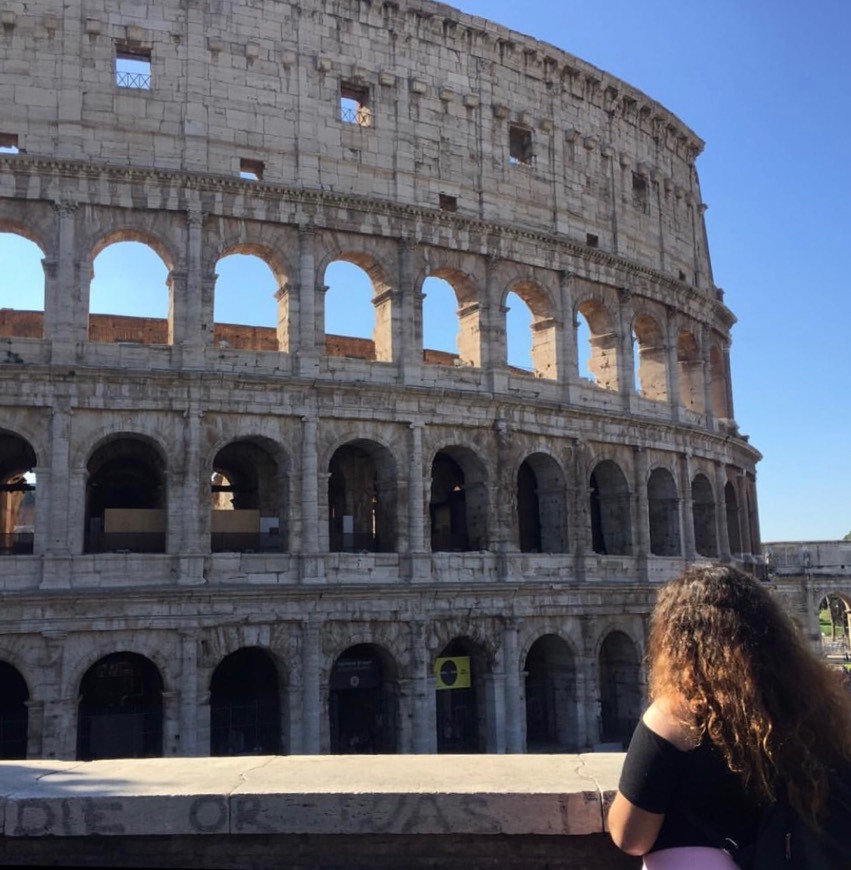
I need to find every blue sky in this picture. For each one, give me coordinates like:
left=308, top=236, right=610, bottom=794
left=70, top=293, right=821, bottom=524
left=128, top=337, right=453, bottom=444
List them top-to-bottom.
left=1, top=0, right=849, bottom=541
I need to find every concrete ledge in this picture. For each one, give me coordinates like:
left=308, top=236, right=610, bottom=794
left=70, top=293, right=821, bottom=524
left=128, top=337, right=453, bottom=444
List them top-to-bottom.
left=0, top=755, right=638, bottom=868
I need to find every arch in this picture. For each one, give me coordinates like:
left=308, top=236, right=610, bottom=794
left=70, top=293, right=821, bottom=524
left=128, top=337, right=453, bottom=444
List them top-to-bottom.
left=0, top=231, right=45, bottom=339
left=88, top=238, right=172, bottom=346
left=213, top=250, right=281, bottom=351
left=323, top=255, right=392, bottom=362
left=424, top=268, right=480, bottom=367
left=422, top=275, right=460, bottom=364
left=576, top=299, right=618, bottom=390
left=632, top=314, right=667, bottom=401
left=677, top=330, right=705, bottom=412
left=0, top=431, right=36, bottom=555
left=85, top=436, right=167, bottom=553
left=211, top=438, right=287, bottom=553
left=328, top=439, right=397, bottom=553
left=430, top=446, right=488, bottom=552
left=516, top=453, right=567, bottom=553
left=589, top=460, right=632, bottom=555
left=647, top=467, right=681, bottom=556
left=691, top=473, right=717, bottom=557
left=725, top=480, right=742, bottom=555
left=818, top=594, right=851, bottom=647
left=598, top=631, right=641, bottom=748
left=524, top=634, right=577, bottom=752
left=435, top=637, right=489, bottom=753
left=329, top=643, right=399, bottom=754
left=209, top=647, right=283, bottom=755
left=77, top=652, right=164, bottom=760
left=0, top=661, right=28, bottom=758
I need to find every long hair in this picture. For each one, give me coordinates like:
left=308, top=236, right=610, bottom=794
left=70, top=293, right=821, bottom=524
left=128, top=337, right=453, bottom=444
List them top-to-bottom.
left=648, top=563, right=851, bottom=826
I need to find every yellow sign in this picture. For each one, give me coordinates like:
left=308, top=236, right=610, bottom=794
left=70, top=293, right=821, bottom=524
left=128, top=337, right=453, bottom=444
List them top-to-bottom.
left=434, top=656, right=471, bottom=690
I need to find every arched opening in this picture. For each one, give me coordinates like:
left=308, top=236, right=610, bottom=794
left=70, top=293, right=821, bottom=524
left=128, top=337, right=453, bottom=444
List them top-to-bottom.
left=0, top=231, right=45, bottom=339
left=88, top=240, right=171, bottom=345
left=213, top=252, right=281, bottom=351
left=324, top=258, right=391, bottom=362
left=423, top=269, right=480, bottom=368
left=422, top=275, right=460, bottom=365
left=506, top=283, right=558, bottom=379
left=505, top=291, right=533, bottom=373
left=576, top=300, right=617, bottom=390
left=632, top=315, right=667, bottom=401
left=677, top=331, right=705, bottom=412
left=709, top=344, right=729, bottom=419
left=0, top=432, right=36, bottom=555
left=85, top=437, right=166, bottom=553
left=211, top=439, right=286, bottom=553
left=328, top=440, right=397, bottom=553
left=430, top=448, right=488, bottom=552
left=517, top=453, right=567, bottom=553
left=589, top=461, right=632, bottom=555
left=647, top=467, right=681, bottom=556
left=692, top=474, right=717, bottom=557
left=725, top=480, right=742, bottom=556
left=819, top=595, right=851, bottom=657
left=598, top=631, right=641, bottom=749
left=524, top=635, right=576, bottom=752
left=435, top=638, right=488, bottom=753
left=329, top=644, right=399, bottom=754
left=210, top=648, right=283, bottom=756
left=77, top=652, right=163, bottom=760
left=0, top=661, right=28, bottom=758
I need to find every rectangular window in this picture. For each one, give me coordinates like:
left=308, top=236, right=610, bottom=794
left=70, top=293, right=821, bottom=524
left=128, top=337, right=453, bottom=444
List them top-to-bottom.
left=115, top=46, right=151, bottom=90
left=340, top=82, right=371, bottom=127
left=509, top=124, right=533, bottom=166
left=0, top=133, right=19, bottom=154
left=239, top=158, right=265, bottom=181
left=632, top=173, right=649, bottom=211
left=439, top=194, right=458, bottom=212
left=586, top=233, right=599, bottom=248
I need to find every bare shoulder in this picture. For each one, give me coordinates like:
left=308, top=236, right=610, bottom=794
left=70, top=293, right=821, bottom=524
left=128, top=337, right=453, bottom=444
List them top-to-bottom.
left=642, top=696, right=697, bottom=752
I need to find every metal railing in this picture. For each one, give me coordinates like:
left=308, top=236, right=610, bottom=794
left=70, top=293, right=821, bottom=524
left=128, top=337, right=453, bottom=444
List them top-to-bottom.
left=116, top=71, right=151, bottom=89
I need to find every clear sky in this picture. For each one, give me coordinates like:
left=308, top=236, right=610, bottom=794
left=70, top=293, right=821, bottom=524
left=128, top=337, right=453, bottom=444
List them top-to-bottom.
left=1, top=0, right=849, bottom=542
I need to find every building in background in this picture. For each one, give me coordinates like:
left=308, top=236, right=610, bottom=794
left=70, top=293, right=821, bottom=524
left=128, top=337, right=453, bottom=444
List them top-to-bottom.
left=0, top=0, right=761, bottom=760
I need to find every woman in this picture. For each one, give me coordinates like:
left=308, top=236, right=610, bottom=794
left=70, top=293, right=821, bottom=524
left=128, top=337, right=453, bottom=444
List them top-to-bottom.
left=608, top=564, right=851, bottom=868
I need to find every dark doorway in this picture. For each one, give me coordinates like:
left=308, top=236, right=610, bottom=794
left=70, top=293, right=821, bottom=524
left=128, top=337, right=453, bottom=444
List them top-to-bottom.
left=599, top=632, right=641, bottom=749
left=524, top=635, right=576, bottom=752
left=435, top=639, right=485, bottom=753
left=329, top=645, right=398, bottom=754
left=210, top=648, right=282, bottom=756
left=77, top=652, right=163, bottom=760
left=0, top=661, right=28, bottom=758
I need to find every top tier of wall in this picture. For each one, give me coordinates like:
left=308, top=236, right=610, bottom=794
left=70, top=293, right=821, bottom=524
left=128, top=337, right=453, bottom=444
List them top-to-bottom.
left=0, top=0, right=711, bottom=288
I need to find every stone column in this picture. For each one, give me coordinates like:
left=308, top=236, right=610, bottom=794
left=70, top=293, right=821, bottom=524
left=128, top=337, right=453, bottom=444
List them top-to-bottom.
left=48, top=200, right=84, bottom=362
left=171, top=206, right=207, bottom=369
left=296, top=225, right=319, bottom=376
left=396, top=237, right=419, bottom=380
left=483, top=254, right=507, bottom=392
left=560, top=271, right=578, bottom=405
left=617, top=288, right=635, bottom=410
left=665, top=307, right=681, bottom=422
left=700, top=324, right=715, bottom=427
left=722, top=340, right=736, bottom=424
left=44, top=399, right=72, bottom=555
left=174, top=406, right=205, bottom=585
left=300, top=416, right=319, bottom=555
left=494, top=419, right=514, bottom=563
left=408, top=422, right=425, bottom=554
left=572, top=445, right=589, bottom=583
left=633, top=447, right=650, bottom=580
left=679, top=453, right=696, bottom=560
left=715, top=463, right=732, bottom=561
left=736, top=473, right=753, bottom=556
left=578, top=616, right=599, bottom=749
left=301, top=619, right=321, bottom=754
left=410, top=621, right=435, bottom=753
left=503, top=621, right=523, bottom=753
left=39, top=631, right=70, bottom=759
left=177, top=631, right=199, bottom=755
left=484, top=671, right=506, bottom=754
left=162, top=690, right=180, bottom=756
left=25, top=700, right=44, bottom=759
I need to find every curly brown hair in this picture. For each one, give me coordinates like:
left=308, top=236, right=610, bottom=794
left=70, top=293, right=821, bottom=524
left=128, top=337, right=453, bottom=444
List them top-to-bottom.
left=648, top=563, right=851, bottom=827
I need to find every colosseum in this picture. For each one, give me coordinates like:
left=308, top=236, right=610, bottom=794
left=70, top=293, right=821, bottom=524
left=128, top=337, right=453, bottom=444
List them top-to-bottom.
left=0, top=0, right=761, bottom=761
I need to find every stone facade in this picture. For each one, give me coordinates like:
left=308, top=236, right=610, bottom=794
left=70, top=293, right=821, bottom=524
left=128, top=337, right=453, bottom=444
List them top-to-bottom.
left=0, top=0, right=761, bottom=761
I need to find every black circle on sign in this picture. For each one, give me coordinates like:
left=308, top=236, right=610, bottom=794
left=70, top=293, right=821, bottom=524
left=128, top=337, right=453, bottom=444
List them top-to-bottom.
left=440, top=659, right=458, bottom=687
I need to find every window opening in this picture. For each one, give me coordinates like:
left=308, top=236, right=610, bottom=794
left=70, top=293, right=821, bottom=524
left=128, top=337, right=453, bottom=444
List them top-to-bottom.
left=115, top=46, right=151, bottom=90
left=340, top=82, right=371, bottom=127
left=509, top=124, right=533, bottom=166
left=0, top=133, right=19, bottom=154
left=239, top=158, right=264, bottom=181
left=631, top=172, right=648, bottom=211
left=439, top=194, right=458, bottom=212
left=0, top=232, right=45, bottom=337
left=586, top=233, right=598, bottom=248
left=324, top=260, right=377, bottom=359
left=422, top=275, right=462, bottom=364
left=505, top=291, right=533, bottom=372
left=647, top=467, right=681, bottom=556
left=599, top=632, right=640, bottom=749
left=525, top=636, right=576, bottom=752
left=436, top=639, right=486, bottom=753
left=0, top=662, right=28, bottom=758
